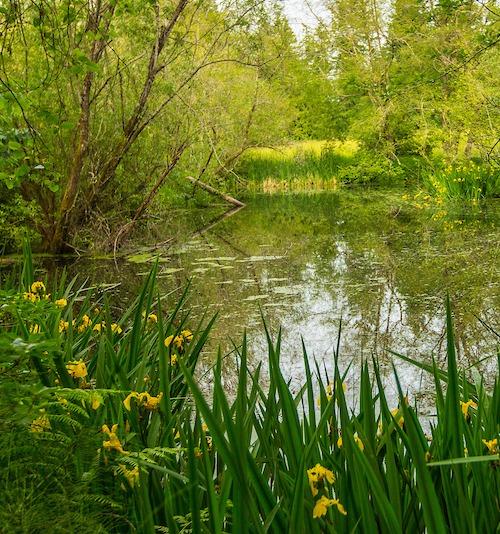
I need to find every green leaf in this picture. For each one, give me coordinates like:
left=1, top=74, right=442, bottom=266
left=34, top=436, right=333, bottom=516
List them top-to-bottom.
left=69, top=64, right=85, bottom=75
left=8, top=140, right=21, bottom=151
left=14, top=164, right=30, bottom=178
left=47, top=182, right=59, bottom=192
left=394, top=367, right=448, bottom=534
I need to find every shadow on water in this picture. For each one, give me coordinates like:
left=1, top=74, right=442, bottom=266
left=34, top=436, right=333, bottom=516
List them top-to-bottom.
left=4, top=189, right=500, bottom=405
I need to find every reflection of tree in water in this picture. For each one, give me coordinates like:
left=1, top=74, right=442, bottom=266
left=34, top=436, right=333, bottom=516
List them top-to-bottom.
left=31, top=191, right=500, bottom=400
left=233, top=193, right=500, bottom=402
left=304, top=236, right=497, bottom=360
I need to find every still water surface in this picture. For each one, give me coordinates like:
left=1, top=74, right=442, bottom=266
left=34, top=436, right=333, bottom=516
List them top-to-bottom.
left=37, top=190, right=500, bottom=405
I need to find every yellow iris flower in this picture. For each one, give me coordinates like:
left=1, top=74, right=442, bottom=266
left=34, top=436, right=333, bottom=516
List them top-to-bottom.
left=31, top=281, right=46, bottom=294
left=78, top=315, right=92, bottom=332
left=165, top=330, right=193, bottom=350
left=66, top=359, right=88, bottom=379
left=123, top=391, right=163, bottom=411
left=460, top=399, right=477, bottom=418
left=31, top=415, right=51, bottom=433
left=102, top=424, right=128, bottom=454
left=482, top=438, right=498, bottom=454
left=307, top=463, right=336, bottom=497
left=117, top=464, right=140, bottom=489
left=313, top=495, right=347, bottom=518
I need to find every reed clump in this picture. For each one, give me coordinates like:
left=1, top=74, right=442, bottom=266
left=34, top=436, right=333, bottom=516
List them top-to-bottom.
left=240, top=140, right=356, bottom=192
left=0, top=244, right=499, bottom=533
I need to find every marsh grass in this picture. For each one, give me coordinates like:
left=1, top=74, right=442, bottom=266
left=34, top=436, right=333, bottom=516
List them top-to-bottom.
left=239, top=141, right=357, bottom=192
left=0, top=244, right=499, bottom=532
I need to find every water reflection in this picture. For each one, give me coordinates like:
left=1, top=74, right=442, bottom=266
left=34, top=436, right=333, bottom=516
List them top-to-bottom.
left=22, top=190, right=500, bottom=402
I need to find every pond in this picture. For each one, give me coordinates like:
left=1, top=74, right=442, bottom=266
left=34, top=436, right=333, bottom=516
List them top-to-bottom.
left=20, top=189, right=500, bottom=406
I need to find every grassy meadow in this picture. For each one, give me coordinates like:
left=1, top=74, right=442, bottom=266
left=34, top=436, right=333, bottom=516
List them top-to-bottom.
left=0, top=243, right=499, bottom=533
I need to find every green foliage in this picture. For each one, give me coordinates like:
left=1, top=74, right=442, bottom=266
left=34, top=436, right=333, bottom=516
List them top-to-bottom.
left=0, top=0, right=297, bottom=252
left=296, top=0, right=500, bottom=167
left=237, top=140, right=356, bottom=191
left=238, top=142, right=407, bottom=189
left=337, top=150, right=406, bottom=185
left=422, top=160, right=500, bottom=201
left=1, top=243, right=499, bottom=532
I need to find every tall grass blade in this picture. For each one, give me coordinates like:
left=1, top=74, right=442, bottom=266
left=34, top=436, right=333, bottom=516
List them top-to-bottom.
left=393, top=364, right=448, bottom=534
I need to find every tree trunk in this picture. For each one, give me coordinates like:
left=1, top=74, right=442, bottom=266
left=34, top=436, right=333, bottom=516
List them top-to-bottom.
left=83, top=0, right=189, bottom=213
left=49, top=1, right=116, bottom=252
left=50, top=71, right=93, bottom=253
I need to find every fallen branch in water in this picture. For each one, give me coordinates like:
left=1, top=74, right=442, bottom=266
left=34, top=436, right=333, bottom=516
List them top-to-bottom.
left=187, top=176, right=246, bottom=207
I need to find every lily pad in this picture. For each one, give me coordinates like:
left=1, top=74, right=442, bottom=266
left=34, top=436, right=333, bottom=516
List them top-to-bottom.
left=127, top=253, right=156, bottom=263
left=236, top=255, right=284, bottom=262
left=196, top=257, right=237, bottom=262
left=192, top=262, right=234, bottom=270
left=159, top=267, right=183, bottom=275
left=272, top=286, right=301, bottom=296
left=243, top=294, right=269, bottom=301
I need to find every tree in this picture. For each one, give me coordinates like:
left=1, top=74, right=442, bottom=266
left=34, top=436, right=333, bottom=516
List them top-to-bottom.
left=0, top=0, right=296, bottom=252
left=301, top=0, right=500, bottom=163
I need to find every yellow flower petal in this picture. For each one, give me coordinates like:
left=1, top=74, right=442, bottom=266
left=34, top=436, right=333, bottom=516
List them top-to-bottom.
left=31, top=281, right=46, bottom=294
left=181, top=330, right=193, bottom=341
left=66, top=359, right=88, bottom=378
left=90, top=392, right=102, bottom=410
left=124, top=392, right=140, bottom=411
left=460, top=399, right=477, bottom=418
left=102, top=424, right=127, bottom=454
left=354, top=435, right=364, bottom=452
left=482, top=438, right=499, bottom=454
left=313, top=495, right=330, bottom=518
left=313, top=496, right=347, bottom=519
left=335, top=500, right=347, bottom=515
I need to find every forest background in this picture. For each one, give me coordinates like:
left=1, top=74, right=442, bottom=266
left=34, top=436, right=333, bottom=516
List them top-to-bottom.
left=1, top=0, right=500, bottom=253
